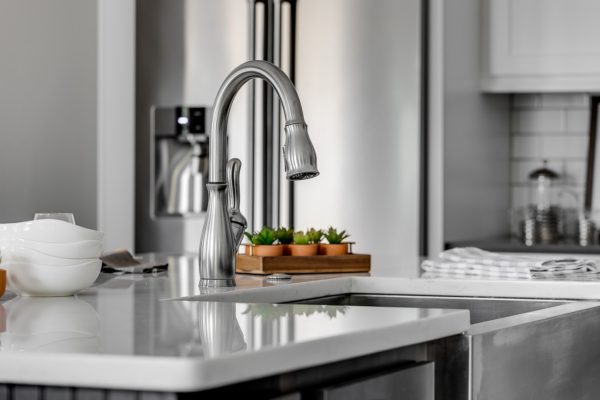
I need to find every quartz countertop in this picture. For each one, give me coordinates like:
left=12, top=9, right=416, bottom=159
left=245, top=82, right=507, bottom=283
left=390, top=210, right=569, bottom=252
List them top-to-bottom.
left=3, top=252, right=600, bottom=392
left=0, top=254, right=469, bottom=392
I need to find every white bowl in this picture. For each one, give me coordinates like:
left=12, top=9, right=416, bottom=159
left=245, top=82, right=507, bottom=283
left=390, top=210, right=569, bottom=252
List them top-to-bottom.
left=0, top=219, right=103, bottom=243
left=4, top=238, right=102, bottom=259
left=1, top=246, right=97, bottom=267
left=5, top=260, right=102, bottom=296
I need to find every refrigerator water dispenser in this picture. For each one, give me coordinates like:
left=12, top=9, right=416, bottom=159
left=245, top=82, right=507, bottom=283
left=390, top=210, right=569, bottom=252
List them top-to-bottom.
left=151, top=106, right=210, bottom=217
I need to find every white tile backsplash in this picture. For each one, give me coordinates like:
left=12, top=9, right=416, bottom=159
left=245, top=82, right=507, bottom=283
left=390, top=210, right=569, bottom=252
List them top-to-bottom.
left=510, top=93, right=590, bottom=209
left=540, top=93, right=589, bottom=109
left=512, top=94, right=540, bottom=108
left=512, top=109, right=565, bottom=134
left=566, top=109, right=590, bottom=133
left=512, top=135, right=541, bottom=158
left=540, top=135, right=588, bottom=159
left=563, top=160, right=587, bottom=185
left=511, top=185, right=530, bottom=210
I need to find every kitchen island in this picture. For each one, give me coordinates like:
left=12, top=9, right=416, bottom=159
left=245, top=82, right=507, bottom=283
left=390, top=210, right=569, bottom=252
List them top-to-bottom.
left=0, top=254, right=470, bottom=399
left=2, top=254, right=600, bottom=399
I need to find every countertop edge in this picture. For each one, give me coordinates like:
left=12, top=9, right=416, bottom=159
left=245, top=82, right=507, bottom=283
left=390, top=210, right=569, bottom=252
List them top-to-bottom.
left=0, top=308, right=469, bottom=392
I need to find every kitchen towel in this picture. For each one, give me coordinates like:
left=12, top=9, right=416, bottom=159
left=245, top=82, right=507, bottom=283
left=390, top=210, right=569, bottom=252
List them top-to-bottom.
left=421, top=247, right=599, bottom=279
left=101, top=250, right=168, bottom=274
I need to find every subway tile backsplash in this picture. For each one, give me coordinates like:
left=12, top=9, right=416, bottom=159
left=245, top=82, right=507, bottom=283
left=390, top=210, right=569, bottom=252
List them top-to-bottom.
left=510, top=93, right=590, bottom=210
left=512, top=109, right=565, bottom=134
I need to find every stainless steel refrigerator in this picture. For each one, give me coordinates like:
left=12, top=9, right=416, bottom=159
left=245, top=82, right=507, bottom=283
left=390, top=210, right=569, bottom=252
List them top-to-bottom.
left=136, top=0, right=423, bottom=274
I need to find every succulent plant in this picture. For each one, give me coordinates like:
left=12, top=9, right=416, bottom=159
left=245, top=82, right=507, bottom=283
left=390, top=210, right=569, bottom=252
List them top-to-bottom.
left=244, top=226, right=278, bottom=245
left=275, top=227, right=294, bottom=244
left=324, top=227, right=350, bottom=244
left=307, top=228, right=324, bottom=244
left=293, top=230, right=311, bottom=245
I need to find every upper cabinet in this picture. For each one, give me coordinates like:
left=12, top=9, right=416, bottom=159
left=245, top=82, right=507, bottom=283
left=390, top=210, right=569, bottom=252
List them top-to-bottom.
left=481, top=0, right=600, bottom=92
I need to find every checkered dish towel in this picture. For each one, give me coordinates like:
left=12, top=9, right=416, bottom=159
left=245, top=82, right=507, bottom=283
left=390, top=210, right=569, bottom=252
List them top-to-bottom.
left=421, top=247, right=599, bottom=279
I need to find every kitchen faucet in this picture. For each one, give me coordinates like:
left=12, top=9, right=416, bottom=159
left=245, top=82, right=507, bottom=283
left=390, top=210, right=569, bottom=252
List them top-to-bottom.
left=199, top=60, right=319, bottom=287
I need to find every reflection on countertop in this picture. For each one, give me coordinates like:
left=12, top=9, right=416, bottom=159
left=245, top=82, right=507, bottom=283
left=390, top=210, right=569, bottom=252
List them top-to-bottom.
left=3, top=252, right=600, bottom=391
left=0, top=253, right=467, bottom=392
left=90, top=253, right=374, bottom=300
left=0, top=297, right=101, bottom=353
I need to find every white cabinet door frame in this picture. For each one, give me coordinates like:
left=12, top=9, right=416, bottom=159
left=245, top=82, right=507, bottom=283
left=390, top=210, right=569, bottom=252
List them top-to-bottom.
left=97, top=0, right=135, bottom=250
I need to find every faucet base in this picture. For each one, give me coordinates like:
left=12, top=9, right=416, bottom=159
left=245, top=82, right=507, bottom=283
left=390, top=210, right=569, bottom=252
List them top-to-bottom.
left=199, top=278, right=236, bottom=288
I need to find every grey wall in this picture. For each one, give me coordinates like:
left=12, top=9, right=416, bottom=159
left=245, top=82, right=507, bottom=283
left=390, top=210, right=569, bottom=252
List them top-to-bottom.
left=0, top=0, right=97, bottom=228
left=443, top=0, right=511, bottom=242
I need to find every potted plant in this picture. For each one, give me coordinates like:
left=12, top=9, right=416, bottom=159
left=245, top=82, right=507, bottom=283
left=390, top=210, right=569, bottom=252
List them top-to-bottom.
left=243, top=226, right=283, bottom=257
left=275, top=227, right=294, bottom=255
left=307, top=227, right=323, bottom=245
left=320, top=227, right=350, bottom=255
left=288, top=229, right=320, bottom=256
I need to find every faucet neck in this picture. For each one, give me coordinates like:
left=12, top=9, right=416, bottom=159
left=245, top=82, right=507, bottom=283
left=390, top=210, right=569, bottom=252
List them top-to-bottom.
left=208, top=60, right=306, bottom=183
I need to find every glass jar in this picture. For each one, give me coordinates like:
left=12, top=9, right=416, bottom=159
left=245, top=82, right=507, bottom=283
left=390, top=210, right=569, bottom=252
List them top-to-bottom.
left=528, top=160, right=559, bottom=212
left=525, top=161, right=561, bottom=244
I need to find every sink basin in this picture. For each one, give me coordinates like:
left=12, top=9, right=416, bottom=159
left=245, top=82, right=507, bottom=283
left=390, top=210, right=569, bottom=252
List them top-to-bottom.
left=187, top=276, right=600, bottom=399
left=293, top=293, right=600, bottom=400
left=294, top=293, right=569, bottom=324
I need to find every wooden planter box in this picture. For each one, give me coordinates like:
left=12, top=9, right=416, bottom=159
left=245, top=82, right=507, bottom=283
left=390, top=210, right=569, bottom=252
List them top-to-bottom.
left=235, top=253, right=370, bottom=275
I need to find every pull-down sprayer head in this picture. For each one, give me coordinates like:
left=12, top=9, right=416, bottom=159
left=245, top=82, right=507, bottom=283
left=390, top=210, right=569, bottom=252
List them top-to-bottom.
left=283, top=122, right=319, bottom=180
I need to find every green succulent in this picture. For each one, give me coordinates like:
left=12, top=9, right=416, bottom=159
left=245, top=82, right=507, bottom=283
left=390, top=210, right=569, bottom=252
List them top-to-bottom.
left=244, top=226, right=278, bottom=245
left=275, top=227, right=294, bottom=244
left=324, top=227, right=350, bottom=244
left=307, top=228, right=324, bottom=244
left=293, top=230, right=311, bottom=245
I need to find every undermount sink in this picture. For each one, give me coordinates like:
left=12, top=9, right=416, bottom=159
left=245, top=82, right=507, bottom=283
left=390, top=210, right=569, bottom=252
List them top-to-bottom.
left=186, top=276, right=600, bottom=399
left=292, top=293, right=600, bottom=400
left=293, top=293, right=570, bottom=324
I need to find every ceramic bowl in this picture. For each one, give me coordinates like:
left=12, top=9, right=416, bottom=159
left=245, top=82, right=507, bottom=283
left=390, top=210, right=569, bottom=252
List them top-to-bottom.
left=0, top=219, right=103, bottom=243
left=5, top=238, right=102, bottom=259
left=2, top=246, right=96, bottom=267
left=5, top=260, right=101, bottom=297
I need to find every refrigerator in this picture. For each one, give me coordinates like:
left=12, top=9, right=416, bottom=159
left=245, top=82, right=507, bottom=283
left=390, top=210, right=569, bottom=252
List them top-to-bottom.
left=136, top=0, right=423, bottom=275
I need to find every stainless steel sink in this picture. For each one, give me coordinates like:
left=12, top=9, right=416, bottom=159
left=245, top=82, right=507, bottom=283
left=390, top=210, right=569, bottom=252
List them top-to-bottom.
left=294, top=293, right=570, bottom=324
left=293, top=294, right=600, bottom=400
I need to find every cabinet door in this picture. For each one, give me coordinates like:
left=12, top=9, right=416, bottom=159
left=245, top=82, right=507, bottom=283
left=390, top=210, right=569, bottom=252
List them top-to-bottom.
left=481, top=0, right=600, bottom=92
left=313, top=362, right=434, bottom=400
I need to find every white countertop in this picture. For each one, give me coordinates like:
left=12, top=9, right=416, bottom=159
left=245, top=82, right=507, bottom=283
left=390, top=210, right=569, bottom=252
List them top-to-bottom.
left=3, top=252, right=600, bottom=392
left=0, top=254, right=470, bottom=392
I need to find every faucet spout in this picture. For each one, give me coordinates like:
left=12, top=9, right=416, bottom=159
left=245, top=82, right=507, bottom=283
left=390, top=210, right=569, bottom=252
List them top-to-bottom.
left=199, top=60, right=319, bottom=287
left=208, top=60, right=318, bottom=183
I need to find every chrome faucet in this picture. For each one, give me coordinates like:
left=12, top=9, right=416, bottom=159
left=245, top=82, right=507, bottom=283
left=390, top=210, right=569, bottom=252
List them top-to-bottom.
left=199, top=60, right=319, bottom=287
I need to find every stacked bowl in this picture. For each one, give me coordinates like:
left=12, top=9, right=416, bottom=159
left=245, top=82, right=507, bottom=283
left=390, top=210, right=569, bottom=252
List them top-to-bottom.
left=0, top=220, right=103, bottom=296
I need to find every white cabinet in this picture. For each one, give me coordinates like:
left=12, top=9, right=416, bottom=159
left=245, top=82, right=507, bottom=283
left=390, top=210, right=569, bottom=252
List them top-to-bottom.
left=481, top=0, right=600, bottom=92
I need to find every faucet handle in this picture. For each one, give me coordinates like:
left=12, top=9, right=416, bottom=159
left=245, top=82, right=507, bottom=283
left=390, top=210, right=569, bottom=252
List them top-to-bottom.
left=226, top=158, right=247, bottom=252
left=227, top=158, right=242, bottom=211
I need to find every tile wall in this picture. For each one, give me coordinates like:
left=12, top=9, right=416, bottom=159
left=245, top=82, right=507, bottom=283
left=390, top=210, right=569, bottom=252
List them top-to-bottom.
left=511, top=94, right=590, bottom=211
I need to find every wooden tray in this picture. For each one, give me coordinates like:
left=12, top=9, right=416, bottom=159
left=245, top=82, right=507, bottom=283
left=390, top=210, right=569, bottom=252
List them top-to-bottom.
left=235, top=253, right=370, bottom=275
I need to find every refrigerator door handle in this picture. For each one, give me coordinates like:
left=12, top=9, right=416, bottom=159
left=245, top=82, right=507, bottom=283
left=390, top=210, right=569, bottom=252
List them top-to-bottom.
left=278, top=0, right=296, bottom=228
